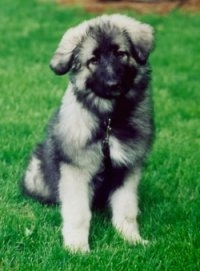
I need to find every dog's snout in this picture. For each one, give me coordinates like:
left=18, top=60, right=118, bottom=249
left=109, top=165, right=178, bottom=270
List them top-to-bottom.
left=104, top=79, right=121, bottom=97
left=106, top=80, right=120, bottom=90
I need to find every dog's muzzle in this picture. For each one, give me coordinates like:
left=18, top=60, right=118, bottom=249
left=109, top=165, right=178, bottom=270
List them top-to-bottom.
left=96, top=81, right=129, bottom=99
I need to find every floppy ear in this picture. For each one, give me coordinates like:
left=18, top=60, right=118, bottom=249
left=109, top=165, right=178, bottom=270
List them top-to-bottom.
left=110, top=15, right=154, bottom=64
left=50, top=21, right=89, bottom=75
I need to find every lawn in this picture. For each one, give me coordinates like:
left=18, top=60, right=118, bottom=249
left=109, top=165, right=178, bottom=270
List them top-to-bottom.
left=0, top=0, right=200, bottom=270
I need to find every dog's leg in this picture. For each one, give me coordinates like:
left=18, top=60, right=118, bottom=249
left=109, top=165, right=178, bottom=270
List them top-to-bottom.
left=59, top=163, right=92, bottom=253
left=110, top=168, right=148, bottom=245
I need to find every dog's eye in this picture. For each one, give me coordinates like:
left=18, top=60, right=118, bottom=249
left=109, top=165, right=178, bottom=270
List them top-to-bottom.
left=115, top=51, right=129, bottom=60
left=88, top=56, right=98, bottom=66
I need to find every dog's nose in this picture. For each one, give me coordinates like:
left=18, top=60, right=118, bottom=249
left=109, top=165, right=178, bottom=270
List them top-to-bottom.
left=105, top=80, right=121, bottom=97
left=106, top=80, right=120, bottom=89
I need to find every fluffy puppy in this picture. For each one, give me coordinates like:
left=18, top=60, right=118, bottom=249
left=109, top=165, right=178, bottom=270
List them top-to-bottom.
left=22, top=14, right=154, bottom=253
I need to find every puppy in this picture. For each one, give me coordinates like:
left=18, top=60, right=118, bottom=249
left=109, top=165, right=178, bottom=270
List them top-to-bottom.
left=22, top=14, right=154, bottom=252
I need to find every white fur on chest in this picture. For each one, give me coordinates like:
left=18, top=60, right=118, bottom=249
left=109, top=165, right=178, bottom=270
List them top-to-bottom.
left=56, top=84, right=97, bottom=150
left=109, top=136, right=132, bottom=167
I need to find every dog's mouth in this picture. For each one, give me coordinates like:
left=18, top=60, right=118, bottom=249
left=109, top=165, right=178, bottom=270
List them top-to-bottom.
left=93, top=85, right=129, bottom=99
left=96, top=90, right=121, bottom=99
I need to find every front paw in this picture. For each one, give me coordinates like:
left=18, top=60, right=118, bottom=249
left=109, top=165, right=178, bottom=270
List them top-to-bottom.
left=113, top=217, right=148, bottom=245
left=62, top=226, right=90, bottom=253
left=125, top=232, right=149, bottom=245
left=64, top=241, right=90, bottom=253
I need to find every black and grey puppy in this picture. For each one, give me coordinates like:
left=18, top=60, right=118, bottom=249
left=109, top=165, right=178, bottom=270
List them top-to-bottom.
left=22, top=14, right=154, bottom=252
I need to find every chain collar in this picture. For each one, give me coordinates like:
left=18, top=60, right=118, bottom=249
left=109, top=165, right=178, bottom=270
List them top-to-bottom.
left=102, top=118, right=112, bottom=157
left=102, top=118, right=112, bottom=145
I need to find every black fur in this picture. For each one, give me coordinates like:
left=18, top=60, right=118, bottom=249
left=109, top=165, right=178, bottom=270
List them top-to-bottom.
left=21, top=15, right=154, bottom=251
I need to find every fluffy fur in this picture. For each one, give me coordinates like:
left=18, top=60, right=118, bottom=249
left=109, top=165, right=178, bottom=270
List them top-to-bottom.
left=22, top=14, right=154, bottom=253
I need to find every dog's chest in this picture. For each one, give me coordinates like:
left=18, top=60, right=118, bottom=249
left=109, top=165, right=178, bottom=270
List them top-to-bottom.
left=100, top=119, right=133, bottom=167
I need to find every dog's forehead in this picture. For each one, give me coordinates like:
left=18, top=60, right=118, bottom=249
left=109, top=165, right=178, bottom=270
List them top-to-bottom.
left=92, top=22, right=130, bottom=49
left=79, top=23, right=129, bottom=61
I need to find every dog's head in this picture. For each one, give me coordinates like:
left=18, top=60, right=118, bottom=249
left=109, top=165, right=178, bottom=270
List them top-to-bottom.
left=50, top=15, right=154, bottom=99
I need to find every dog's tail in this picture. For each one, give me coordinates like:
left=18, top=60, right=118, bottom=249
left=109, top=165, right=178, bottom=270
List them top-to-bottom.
left=21, top=154, right=57, bottom=204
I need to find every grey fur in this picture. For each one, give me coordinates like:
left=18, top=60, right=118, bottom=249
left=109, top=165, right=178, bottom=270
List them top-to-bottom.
left=22, top=14, right=154, bottom=252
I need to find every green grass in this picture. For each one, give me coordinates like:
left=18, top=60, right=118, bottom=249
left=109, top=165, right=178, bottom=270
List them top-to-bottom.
left=0, top=0, right=200, bottom=270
